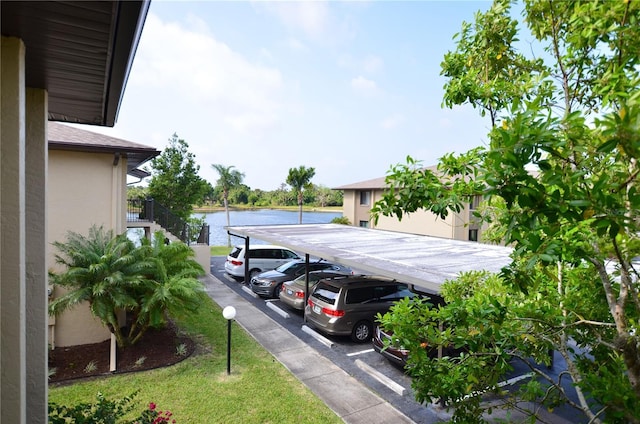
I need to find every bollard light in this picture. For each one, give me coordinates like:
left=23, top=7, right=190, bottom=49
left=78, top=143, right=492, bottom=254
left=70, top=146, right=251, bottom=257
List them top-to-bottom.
left=223, top=306, right=236, bottom=375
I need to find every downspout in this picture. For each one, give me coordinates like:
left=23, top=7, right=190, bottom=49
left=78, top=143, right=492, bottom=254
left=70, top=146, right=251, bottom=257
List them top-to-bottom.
left=110, top=152, right=122, bottom=372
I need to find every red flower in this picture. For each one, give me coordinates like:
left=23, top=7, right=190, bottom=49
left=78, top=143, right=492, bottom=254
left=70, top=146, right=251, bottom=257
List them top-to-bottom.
left=149, top=402, right=157, bottom=411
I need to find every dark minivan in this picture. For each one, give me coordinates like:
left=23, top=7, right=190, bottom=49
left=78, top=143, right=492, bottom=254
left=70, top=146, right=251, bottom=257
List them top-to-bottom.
left=305, top=275, right=415, bottom=343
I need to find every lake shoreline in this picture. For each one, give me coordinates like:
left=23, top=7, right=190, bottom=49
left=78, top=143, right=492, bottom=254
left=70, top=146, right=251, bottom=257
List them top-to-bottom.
left=193, top=205, right=342, bottom=213
left=201, top=209, right=342, bottom=245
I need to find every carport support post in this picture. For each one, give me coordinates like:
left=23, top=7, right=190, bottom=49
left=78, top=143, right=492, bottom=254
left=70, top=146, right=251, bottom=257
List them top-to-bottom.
left=244, top=236, right=250, bottom=283
left=304, top=254, right=310, bottom=308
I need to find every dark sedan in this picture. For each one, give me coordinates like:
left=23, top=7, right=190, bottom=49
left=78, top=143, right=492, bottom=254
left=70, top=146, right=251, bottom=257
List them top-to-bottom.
left=250, top=259, right=352, bottom=298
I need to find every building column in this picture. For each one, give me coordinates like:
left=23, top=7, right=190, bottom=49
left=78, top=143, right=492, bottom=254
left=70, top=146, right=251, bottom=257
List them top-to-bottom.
left=1, top=35, right=27, bottom=424
left=25, top=87, right=48, bottom=424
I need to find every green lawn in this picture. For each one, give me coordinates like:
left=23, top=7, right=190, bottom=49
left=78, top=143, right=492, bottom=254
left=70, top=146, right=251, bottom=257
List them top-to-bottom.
left=210, top=245, right=230, bottom=256
left=48, top=293, right=342, bottom=423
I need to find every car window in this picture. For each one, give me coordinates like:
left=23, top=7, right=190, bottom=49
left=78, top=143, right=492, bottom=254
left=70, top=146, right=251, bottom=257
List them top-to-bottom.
left=229, top=247, right=242, bottom=258
left=281, top=249, right=299, bottom=259
left=275, top=261, right=302, bottom=273
left=310, top=263, right=329, bottom=272
left=312, top=282, right=339, bottom=305
left=380, top=284, right=414, bottom=302
left=345, top=287, right=375, bottom=304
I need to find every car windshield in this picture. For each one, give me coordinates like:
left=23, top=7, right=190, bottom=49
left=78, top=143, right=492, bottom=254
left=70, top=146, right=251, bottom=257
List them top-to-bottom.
left=275, top=261, right=302, bottom=273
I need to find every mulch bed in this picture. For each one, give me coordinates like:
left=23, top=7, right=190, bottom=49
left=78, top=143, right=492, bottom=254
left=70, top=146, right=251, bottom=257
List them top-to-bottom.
left=48, top=322, right=195, bottom=385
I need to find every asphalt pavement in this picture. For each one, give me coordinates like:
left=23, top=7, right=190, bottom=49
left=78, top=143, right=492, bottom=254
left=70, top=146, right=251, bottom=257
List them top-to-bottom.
left=202, top=270, right=579, bottom=423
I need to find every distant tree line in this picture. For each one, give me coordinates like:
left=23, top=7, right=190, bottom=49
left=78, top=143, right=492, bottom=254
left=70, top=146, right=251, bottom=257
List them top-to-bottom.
left=126, top=134, right=343, bottom=218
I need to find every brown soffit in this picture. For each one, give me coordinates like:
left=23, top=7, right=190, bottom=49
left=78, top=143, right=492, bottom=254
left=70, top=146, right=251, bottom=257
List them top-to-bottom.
left=1, top=1, right=150, bottom=127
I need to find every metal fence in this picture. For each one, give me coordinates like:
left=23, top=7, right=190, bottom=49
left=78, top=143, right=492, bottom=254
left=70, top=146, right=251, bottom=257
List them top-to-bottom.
left=127, top=197, right=209, bottom=245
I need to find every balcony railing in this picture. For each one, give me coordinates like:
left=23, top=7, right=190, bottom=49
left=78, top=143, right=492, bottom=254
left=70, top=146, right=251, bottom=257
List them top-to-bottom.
left=127, top=197, right=209, bottom=245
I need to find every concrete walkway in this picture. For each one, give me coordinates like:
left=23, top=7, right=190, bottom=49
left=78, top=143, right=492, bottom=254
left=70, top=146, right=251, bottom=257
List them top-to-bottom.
left=202, top=273, right=418, bottom=424
left=202, top=273, right=578, bottom=424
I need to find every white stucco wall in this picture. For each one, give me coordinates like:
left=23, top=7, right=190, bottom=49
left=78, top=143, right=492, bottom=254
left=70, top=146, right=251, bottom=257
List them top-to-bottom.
left=47, top=149, right=128, bottom=347
left=342, top=188, right=477, bottom=241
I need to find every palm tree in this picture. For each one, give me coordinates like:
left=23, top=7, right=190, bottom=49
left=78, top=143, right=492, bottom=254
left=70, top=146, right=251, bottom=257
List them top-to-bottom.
left=212, top=164, right=244, bottom=246
left=286, top=165, right=316, bottom=224
left=49, top=226, right=148, bottom=347
left=49, top=226, right=205, bottom=347
left=129, top=232, right=204, bottom=345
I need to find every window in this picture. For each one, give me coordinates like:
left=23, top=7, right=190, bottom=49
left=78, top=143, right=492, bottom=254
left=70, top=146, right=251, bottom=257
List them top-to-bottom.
left=359, top=190, right=371, bottom=205
left=469, top=194, right=482, bottom=210
left=359, top=220, right=369, bottom=228
left=469, top=229, right=478, bottom=242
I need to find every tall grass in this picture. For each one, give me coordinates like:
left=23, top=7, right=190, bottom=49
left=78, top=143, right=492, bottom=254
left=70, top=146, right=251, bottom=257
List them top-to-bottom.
left=49, top=293, right=341, bottom=423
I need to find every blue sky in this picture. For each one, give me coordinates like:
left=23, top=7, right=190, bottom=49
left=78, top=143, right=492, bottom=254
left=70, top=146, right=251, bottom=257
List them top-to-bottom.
left=84, top=0, right=497, bottom=190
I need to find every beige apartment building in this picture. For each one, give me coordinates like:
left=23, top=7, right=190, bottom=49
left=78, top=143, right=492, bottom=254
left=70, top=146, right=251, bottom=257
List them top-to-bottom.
left=1, top=2, right=149, bottom=422
left=47, top=122, right=160, bottom=348
left=336, top=173, right=484, bottom=243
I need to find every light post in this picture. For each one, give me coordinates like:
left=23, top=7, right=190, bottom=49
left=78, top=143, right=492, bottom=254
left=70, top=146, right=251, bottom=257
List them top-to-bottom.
left=222, top=306, right=236, bottom=375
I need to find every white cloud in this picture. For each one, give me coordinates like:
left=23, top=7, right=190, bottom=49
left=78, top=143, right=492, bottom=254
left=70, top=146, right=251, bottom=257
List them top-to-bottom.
left=260, top=2, right=330, bottom=40
left=130, top=13, right=284, bottom=134
left=286, top=37, right=307, bottom=52
left=338, top=54, right=383, bottom=74
left=363, top=55, right=383, bottom=73
left=351, top=76, right=379, bottom=96
left=380, top=114, right=405, bottom=130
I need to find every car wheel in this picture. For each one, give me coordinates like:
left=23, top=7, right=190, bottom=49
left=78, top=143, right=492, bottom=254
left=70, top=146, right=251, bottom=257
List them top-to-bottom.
left=273, top=283, right=283, bottom=298
left=351, top=320, right=372, bottom=343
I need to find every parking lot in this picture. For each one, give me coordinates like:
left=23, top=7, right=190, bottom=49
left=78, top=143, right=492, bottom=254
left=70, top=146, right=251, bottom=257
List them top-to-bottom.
left=209, top=255, right=579, bottom=424
left=210, top=255, right=447, bottom=422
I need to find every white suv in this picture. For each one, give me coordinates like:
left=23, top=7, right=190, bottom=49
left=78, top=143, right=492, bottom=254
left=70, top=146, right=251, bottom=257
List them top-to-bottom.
left=224, top=245, right=300, bottom=280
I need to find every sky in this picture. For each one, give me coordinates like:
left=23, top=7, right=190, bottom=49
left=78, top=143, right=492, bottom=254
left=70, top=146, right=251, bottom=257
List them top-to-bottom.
left=80, top=0, right=497, bottom=191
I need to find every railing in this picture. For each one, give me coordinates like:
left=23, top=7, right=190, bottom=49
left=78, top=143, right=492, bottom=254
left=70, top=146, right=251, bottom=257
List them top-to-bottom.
left=127, top=197, right=209, bottom=245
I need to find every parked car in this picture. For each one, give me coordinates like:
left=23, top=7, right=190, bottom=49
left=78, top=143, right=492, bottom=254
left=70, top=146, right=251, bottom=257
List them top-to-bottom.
left=224, top=244, right=300, bottom=280
left=250, top=260, right=352, bottom=298
left=279, top=270, right=353, bottom=310
left=305, top=275, right=415, bottom=343
left=372, top=289, right=464, bottom=368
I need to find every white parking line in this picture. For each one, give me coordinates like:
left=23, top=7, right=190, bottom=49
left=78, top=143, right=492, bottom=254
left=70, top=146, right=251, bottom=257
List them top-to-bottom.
left=241, top=286, right=258, bottom=298
left=266, top=301, right=290, bottom=319
left=301, top=325, right=334, bottom=348
left=347, top=349, right=374, bottom=357
left=355, top=359, right=406, bottom=396
left=462, top=372, right=535, bottom=401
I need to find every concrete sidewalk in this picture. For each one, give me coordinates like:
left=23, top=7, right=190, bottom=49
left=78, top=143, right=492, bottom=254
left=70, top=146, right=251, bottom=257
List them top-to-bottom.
left=201, top=273, right=419, bottom=424
left=202, top=273, right=577, bottom=424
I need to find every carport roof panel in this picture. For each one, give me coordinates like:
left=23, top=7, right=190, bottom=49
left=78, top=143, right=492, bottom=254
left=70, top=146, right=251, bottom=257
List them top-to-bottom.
left=226, top=224, right=512, bottom=294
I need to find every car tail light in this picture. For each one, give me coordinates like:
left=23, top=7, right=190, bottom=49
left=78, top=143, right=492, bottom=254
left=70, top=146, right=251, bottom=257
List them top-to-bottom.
left=230, top=260, right=243, bottom=266
left=295, top=290, right=304, bottom=298
left=307, top=299, right=344, bottom=317
left=322, top=308, right=344, bottom=317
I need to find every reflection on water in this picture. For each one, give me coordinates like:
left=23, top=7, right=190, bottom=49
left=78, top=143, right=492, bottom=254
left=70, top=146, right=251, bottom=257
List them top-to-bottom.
left=126, top=209, right=342, bottom=247
left=200, top=209, right=341, bottom=246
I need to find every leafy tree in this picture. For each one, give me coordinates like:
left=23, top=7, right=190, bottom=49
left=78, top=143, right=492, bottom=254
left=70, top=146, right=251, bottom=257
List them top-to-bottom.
left=374, top=0, right=640, bottom=422
left=147, top=133, right=209, bottom=221
left=211, top=164, right=245, bottom=246
left=286, top=166, right=316, bottom=224
left=127, top=185, right=148, bottom=200
left=330, top=216, right=351, bottom=225
left=49, top=227, right=204, bottom=347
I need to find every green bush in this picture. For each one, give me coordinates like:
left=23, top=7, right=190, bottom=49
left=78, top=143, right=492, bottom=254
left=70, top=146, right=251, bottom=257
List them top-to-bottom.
left=48, top=392, right=175, bottom=423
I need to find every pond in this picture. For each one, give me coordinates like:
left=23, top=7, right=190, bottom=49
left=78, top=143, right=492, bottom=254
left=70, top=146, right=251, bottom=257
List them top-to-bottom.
left=198, top=209, right=341, bottom=246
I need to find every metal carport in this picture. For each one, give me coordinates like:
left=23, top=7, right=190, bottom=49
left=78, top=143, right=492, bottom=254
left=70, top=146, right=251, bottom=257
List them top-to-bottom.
left=227, top=223, right=512, bottom=294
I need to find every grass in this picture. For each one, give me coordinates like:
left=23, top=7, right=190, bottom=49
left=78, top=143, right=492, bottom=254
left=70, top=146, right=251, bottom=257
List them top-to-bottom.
left=210, top=245, right=230, bottom=256
left=48, top=292, right=342, bottom=423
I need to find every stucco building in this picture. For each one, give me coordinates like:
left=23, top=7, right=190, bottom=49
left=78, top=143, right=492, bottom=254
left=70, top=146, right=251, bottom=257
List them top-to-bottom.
left=1, top=2, right=150, bottom=422
left=47, top=122, right=160, bottom=348
left=336, top=173, right=484, bottom=243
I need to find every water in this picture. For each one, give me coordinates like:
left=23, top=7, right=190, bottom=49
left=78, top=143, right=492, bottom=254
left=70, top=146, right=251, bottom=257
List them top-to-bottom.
left=197, top=209, right=341, bottom=246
